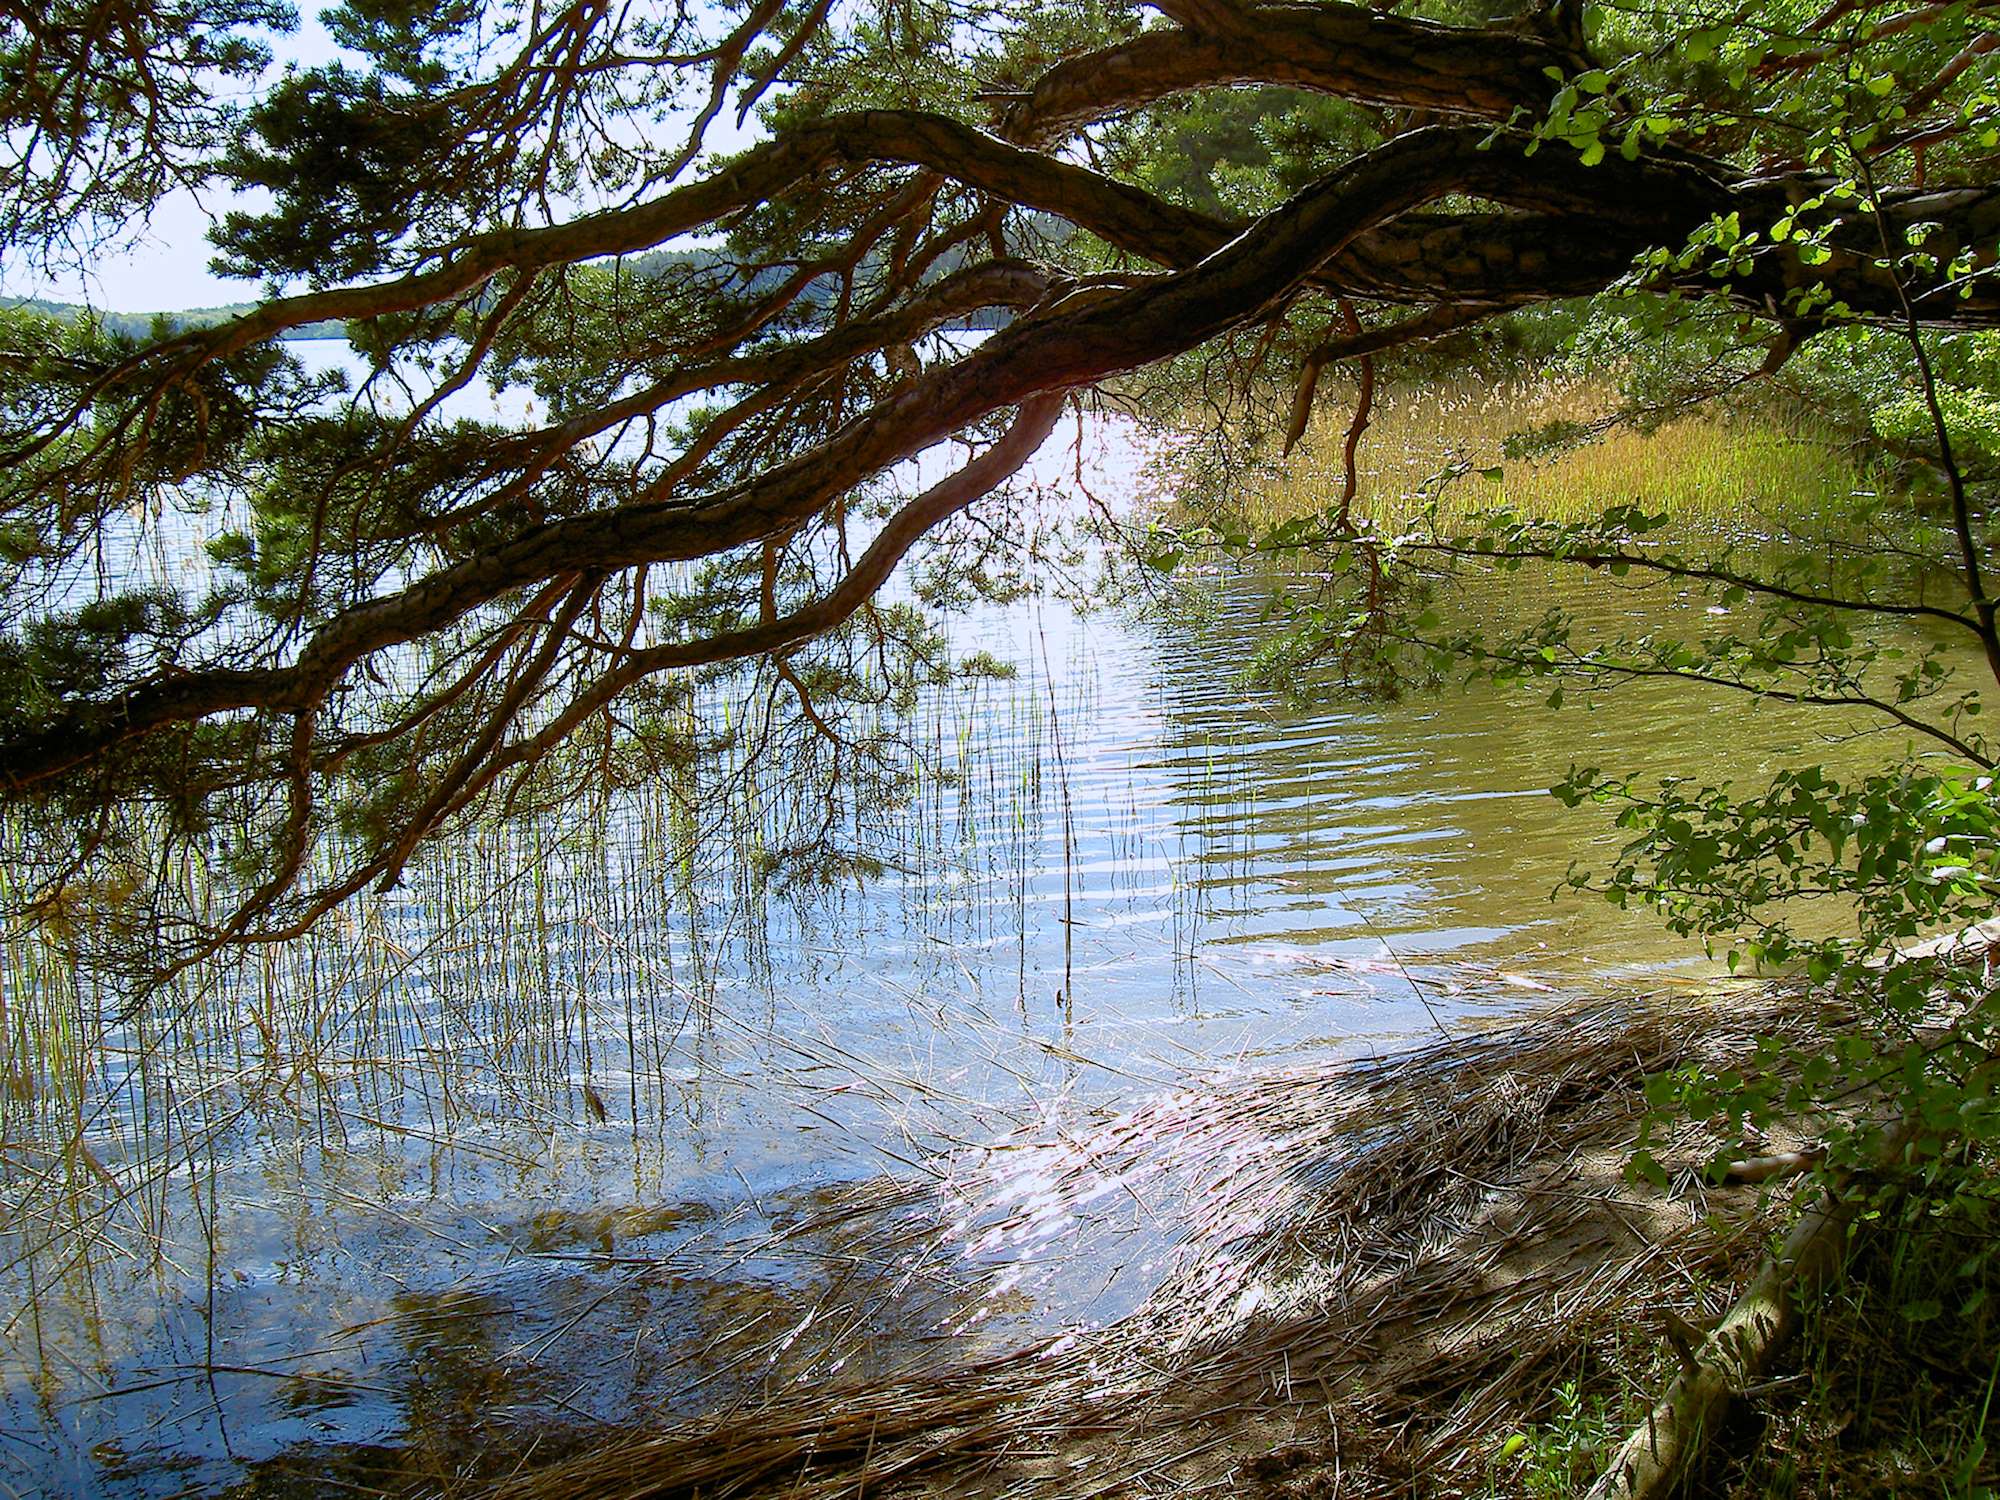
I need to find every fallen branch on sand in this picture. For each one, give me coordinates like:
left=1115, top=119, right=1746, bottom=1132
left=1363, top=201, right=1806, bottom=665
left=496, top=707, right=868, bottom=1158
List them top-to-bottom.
left=1589, top=921, right=2000, bottom=1500
left=1583, top=1116, right=1917, bottom=1500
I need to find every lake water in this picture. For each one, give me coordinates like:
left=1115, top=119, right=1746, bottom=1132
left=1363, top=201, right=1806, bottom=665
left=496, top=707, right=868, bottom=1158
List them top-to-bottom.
left=0, top=364, right=1950, bottom=1495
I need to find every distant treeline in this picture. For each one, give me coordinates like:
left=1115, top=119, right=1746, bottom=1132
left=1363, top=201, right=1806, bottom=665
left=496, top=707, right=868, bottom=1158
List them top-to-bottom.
left=6, top=242, right=1020, bottom=345
left=3, top=295, right=348, bottom=341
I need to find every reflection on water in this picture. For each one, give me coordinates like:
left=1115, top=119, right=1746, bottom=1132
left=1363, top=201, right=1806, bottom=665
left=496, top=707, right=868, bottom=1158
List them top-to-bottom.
left=0, top=405, right=1962, bottom=1495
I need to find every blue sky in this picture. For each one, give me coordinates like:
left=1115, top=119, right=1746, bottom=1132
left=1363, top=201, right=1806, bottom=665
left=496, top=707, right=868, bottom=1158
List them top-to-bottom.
left=7, top=6, right=766, bottom=314
left=3, top=11, right=349, bottom=311
left=15, top=193, right=262, bottom=311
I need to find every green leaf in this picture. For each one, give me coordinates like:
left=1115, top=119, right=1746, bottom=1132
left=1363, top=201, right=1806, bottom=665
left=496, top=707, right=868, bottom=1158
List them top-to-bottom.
left=1685, top=26, right=1725, bottom=61
left=1627, top=1149, right=1670, bottom=1190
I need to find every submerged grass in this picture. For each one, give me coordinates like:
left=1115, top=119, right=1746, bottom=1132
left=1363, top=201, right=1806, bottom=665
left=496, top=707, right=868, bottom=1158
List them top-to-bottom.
left=1231, top=376, right=1866, bottom=536
left=2, top=641, right=1288, bottom=1496
left=448, top=982, right=1856, bottom=1500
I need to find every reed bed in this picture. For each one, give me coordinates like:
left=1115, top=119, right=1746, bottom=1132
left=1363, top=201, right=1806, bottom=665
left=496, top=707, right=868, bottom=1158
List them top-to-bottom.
left=1232, top=377, right=1864, bottom=536
left=0, top=650, right=1124, bottom=1469
left=480, top=981, right=1831, bottom=1500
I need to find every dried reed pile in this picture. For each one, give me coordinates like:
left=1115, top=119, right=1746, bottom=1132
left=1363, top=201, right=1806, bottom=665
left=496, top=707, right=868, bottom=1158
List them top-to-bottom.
left=489, top=983, right=1830, bottom=1500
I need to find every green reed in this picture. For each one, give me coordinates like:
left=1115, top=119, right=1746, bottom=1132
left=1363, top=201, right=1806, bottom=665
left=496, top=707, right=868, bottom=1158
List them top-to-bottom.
left=1235, top=375, right=1866, bottom=535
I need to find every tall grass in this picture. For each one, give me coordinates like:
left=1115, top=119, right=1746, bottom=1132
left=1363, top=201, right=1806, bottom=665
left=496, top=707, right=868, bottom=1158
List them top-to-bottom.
left=1234, top=376, right=1867, bottom=535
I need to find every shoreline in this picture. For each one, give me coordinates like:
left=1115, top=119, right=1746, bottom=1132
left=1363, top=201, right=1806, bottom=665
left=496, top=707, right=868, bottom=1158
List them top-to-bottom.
left=463, top=985, right=1824, bottom=1500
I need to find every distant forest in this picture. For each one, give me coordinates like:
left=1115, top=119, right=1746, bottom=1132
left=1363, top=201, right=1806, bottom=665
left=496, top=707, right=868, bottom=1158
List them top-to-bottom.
left=5, top=243, right=1013, bottom=345
left=2, top=294, right=348, bottom=341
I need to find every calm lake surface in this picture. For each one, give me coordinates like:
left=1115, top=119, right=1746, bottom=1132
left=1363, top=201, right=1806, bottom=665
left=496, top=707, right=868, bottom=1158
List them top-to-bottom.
left=0, top=371, right=1946, bottom=1495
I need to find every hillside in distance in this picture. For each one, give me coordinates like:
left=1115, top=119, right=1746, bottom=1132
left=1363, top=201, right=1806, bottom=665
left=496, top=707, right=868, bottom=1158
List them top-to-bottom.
left=4, top=234, right=1024, bottom=347
left=2, top=294, right=347, bottom=341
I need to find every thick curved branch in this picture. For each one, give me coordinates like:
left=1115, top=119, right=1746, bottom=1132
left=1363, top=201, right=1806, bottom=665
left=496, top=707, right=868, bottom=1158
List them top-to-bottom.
left=1004, top=12, right=1575, bottom=145
left=26, top=109, right=1993, bottom=473
left=10, top=125, right=2000, bottom=789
